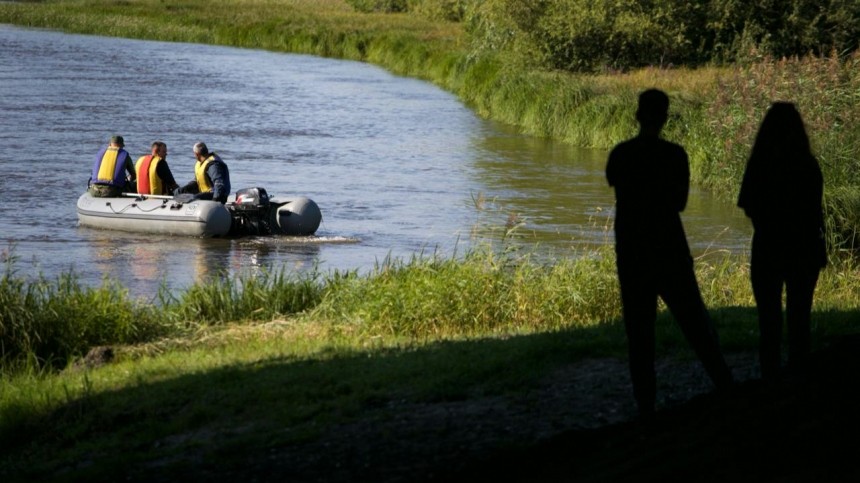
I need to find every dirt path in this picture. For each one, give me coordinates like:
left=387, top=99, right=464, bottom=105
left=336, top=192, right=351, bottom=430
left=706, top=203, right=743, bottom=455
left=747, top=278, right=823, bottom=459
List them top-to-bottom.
left=454, top=337, right=860, bottom=482
left=117, top=339, right=860, bottom=483
left=222, top=353, right=761, bottom=482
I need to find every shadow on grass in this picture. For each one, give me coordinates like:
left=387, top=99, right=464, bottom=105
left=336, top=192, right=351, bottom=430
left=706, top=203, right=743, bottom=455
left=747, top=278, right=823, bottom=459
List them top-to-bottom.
left=2, top=307, right=858, bottom=483
left=454, top=309, right=860, bottom=483
left=0, top=320, right=626, bottom=482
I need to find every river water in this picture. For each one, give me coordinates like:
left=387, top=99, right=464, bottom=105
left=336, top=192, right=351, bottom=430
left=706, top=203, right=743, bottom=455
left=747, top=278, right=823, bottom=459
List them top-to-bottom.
left=0, top=25, right=751, bottom=298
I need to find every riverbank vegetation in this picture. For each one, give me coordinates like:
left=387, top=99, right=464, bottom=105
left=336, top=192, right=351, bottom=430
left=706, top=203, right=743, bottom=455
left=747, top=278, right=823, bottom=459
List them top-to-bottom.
left=0, top=0, right=857, bottom=384
left=4, top=244, right=859, bottom=371
left=2, top=246, right=860, bottom=478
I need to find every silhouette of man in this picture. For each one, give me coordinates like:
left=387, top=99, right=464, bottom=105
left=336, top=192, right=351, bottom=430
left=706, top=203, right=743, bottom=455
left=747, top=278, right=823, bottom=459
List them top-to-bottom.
left=606, top=89, right=733, bottom=416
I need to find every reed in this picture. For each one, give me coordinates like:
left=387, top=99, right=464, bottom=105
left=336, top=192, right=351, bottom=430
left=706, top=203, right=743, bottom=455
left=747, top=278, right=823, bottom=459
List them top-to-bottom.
left=5, top=240, right=860, bottom=374
left=310, top=246, right=621, bottom=338
left=0, top=254, right=324, bottom=369
left=0, top=258, right=166, bottom=370
left=166, top=267, right=323, bottom=325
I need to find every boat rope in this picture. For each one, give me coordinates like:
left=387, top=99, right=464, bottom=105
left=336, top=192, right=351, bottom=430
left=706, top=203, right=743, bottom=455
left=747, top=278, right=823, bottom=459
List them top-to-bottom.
left=105, top=199, right=170, bottom=214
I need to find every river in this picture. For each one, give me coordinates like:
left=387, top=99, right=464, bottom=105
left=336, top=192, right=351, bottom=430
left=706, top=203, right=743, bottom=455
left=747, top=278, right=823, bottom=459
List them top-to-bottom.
left=0, top=25, right=751, bottom=298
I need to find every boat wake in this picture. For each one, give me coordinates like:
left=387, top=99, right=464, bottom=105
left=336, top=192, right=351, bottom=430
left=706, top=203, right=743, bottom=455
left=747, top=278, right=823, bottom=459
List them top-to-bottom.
left=262, top=235, right=360, bottom=245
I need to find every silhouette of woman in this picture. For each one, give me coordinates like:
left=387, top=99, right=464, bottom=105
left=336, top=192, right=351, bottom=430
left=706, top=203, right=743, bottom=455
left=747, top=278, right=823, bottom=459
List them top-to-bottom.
left=738, top=102, right=827, bottom=381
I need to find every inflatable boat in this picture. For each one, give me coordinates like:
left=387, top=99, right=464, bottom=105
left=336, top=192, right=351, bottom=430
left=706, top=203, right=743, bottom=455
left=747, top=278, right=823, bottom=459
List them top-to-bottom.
left=76, top=187, right=321, bottom=237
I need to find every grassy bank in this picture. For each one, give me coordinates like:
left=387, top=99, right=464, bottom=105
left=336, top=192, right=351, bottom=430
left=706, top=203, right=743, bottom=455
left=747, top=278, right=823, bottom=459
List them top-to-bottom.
left=0, top=0, right=467, bottom=84
left=5, top=245, right=859, bottom=370
left=2, top=247, right=860, bottom=479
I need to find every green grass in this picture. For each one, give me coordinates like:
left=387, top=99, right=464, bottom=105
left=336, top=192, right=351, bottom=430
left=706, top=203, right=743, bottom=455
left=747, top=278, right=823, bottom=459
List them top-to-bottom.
left=8, top=243, right=858, bottom=373
left=2, top=245, right=860, bottom=479
left=2, top=245, right=858, bottom=367
left=0, top=265, right=167, bottom=371
left=0, top=326, right=622, bottom=479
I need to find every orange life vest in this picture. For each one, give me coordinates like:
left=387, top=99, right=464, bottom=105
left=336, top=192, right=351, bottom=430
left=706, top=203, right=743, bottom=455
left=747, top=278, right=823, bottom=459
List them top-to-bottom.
left=135, top=155, right=165, bottom=195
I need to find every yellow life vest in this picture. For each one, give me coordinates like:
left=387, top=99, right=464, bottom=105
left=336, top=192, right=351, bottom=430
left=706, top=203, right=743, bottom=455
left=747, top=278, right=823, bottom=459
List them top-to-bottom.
left=96, top=147, right=120, bottom=183
left=135, top=155, right=165, bottom=195
left=194, top=155, right=217, bottom=193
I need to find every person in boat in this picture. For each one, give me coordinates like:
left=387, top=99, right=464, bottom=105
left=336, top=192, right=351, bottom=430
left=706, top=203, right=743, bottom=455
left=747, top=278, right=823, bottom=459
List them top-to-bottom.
left=606, top=89, right=733, bottom=417
left=737, top=102, right=826, bottom=382
left=88, top=135, right=136, bottom=198
left=135, top=141, right=179, bottom=196
left=174, top=141, right=231, bottom=203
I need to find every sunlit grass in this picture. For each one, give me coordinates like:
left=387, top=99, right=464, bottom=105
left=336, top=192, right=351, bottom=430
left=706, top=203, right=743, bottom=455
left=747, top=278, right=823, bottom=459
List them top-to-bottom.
left=0, top=0, right=464, bottom=60
left=1, top=0, right=858, bottom=379
left=4, top=242, right=860, bottom=374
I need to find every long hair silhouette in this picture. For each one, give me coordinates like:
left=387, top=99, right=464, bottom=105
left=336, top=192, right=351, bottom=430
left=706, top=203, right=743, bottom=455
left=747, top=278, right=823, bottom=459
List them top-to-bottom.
left=737, top=101, right=825, bottom=381
left=747, top=102, right=815, bottom=170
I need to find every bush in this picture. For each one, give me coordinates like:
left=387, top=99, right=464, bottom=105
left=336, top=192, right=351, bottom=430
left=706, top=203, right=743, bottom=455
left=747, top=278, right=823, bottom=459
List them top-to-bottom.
left=345, top=0, right=409, bottom=13
left=346, top=0, right=470, bottom=21
left=411, top=0, right=470, bottom=22
left=465, top=0, right=860, bottom=72
left=706, top=0, right=860, bottom=61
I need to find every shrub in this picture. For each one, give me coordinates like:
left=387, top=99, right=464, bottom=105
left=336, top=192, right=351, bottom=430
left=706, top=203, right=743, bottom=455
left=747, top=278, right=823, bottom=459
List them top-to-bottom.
left=345, top=0, right=409, bottom=13
left=346, top=0, right=470, bottom=21
left=410, top=0, right=470, bottom=22
left=465, top=0, right=860, bottom=72
left=705, top=0, right=860, bottom=62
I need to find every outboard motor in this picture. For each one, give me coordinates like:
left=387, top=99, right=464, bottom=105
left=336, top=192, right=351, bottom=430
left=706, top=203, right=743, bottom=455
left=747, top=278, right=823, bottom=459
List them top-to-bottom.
left=229, top=187, right=271, bottom=235
left=235, top=187, right=269, bottom=211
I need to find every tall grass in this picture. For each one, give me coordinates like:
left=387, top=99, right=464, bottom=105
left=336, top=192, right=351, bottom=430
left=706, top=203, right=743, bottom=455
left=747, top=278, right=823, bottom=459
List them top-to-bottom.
left=0, top=0, right=465, bottom=81
left=2, top=1, right=860, bottom=371
left=700, top=51, right=860, bottom=249
left=4, top=242, right=860, bottom=374
left=1, top=245, right=859, bottom=480
left=311, top=247, right=620, bottom=338
left=0, top=256, right=323, bottom=370
left=0, top=261, right=165, bottom=370
left=166, top=267, right=323, bottom=326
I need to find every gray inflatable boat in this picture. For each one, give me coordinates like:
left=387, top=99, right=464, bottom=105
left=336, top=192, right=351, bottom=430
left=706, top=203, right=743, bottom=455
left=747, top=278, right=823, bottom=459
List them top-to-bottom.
left=76, top=187, right=321, bottom=237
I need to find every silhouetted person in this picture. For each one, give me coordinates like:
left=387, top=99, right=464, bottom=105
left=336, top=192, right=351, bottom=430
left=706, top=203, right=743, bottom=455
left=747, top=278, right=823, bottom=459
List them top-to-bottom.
left=607, top=89, right=733, bottom=416
left=737, top=102, right=826, bottom=382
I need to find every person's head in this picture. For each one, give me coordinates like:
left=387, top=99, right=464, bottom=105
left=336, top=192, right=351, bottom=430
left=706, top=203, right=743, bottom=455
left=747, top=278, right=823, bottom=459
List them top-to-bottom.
left=635, top=89, right=669, bottom=133
left=753, top=102, right=812, bottom=161
left=109, top=135, right=125, bottom=148
left=151, top=141, right=167, bottom=158
left=193, top=141, right=209, bottom=161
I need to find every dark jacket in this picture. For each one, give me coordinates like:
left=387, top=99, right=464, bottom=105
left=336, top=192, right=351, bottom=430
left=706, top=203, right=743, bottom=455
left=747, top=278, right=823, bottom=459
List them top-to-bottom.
left=607, top=135, right=692, bottom=265
left=737, top=153, right=826, bottom=269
